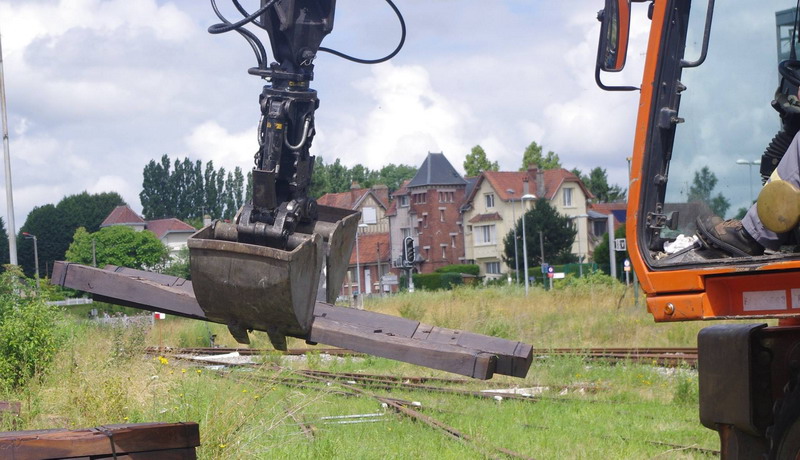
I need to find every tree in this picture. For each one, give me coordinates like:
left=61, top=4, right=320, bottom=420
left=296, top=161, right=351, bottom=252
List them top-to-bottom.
left=520, top=141, right=561, bottom=171
left=463, top=145, right=499, bottom=176
left=140, top=155, right=172, bottom=219
left=377, top=163, right=417, bottom=191
left=688, top=166, right=730, bottom=217
left=579, top=167, right=627, bottom=202
left=18, top=192, right=125, bottom=278
left=502, top=198, right=577, bottom=271
left=0, top=217, right=10, bottom=266
left=593, top=223, right=628, bottom=280
left=66, top=226, right=168, bottom=270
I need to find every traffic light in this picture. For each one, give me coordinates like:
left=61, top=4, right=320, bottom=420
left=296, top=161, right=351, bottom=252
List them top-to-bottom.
left=403, top=237, right=415, bottom=266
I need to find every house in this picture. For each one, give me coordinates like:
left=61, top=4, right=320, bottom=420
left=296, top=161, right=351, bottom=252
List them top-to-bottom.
left=387, top=152, right=471, bottom=274
left=461, top=167, right=593, bottom=279
left=317, top=183, right=390, bottom=233
left=318, top=183, right=398, bottom=299
left=587, top=202, right=627, bottom=254
left=100, top=205, right=196, bottom=259
left=342, top=232, right=396, bottom=298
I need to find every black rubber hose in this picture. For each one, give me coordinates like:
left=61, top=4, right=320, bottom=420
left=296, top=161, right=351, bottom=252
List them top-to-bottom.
left=761, top=129, right=795, bottom=184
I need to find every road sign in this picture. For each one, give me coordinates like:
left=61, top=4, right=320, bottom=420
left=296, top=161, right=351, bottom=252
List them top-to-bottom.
left=614, top=238, right=627, bottom=251
left=624, top=259, right=631, bottom=272
left=541, top=264, right=550, bottom=274
left=548, top=266, right=554, bottom=273
left=553, top=272, right=565, bottom=279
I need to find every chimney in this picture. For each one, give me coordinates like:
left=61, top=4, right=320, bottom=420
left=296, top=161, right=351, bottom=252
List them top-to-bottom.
left=537, top=169, right=545, bottom=198
left=523, top=177, right=530, bottom=196
left=203, top=214, right=212, bottom=227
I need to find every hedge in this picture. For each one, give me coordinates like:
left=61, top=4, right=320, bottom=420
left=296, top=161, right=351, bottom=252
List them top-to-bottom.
left=434, top=264, right=480, bottom=276
left=412, top=272, right=464, bottom=291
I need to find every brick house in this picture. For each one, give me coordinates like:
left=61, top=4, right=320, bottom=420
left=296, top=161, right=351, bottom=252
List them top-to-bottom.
left=387, top=152, right=471, bottom=274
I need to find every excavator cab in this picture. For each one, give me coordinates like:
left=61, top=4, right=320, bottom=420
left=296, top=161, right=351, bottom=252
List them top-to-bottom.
left=597, top=0, right=800, bottom=454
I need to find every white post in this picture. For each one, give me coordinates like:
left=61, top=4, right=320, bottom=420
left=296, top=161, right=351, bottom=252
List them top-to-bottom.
left=0, top=31, right=17, bottom=265
left=521, top=206, right=530, bottom=295
left=608, top=213, right=616, bottom=279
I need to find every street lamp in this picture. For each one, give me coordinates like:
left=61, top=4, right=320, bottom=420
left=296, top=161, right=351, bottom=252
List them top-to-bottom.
left=736, top=159, right=760, bottom=203
left=506, top=189, right=519, bottom=285
left=521, top=193, right=536, bottom=295
left=355, top=223, right=368, bottom=306
left=22, top=232, right=38, bottom=280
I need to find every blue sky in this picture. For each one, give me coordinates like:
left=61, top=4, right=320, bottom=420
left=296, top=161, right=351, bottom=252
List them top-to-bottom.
left=0, top=0, right=645, bottom=230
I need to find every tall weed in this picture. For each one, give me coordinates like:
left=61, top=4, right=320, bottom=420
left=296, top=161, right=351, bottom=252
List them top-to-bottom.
left=0, top=266, right=64, bottom=391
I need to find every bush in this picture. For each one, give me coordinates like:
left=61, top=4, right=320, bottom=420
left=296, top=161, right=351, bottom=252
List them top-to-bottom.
left=434, top=264, right=480, bottom=276
left=0, top=266, right=64, bottom=390
left=553, top=269, right=620, bottom=290
left=412, top=272, right=464, bottom=291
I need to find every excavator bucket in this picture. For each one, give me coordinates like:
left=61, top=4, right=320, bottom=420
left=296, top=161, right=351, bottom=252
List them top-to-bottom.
left=187, top=205, right=359, bottom=350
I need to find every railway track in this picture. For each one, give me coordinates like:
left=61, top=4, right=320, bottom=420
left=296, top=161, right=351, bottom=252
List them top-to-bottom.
left=143, top=346, right=712, bottom=456
left=146, top=346, right=699, bottom=367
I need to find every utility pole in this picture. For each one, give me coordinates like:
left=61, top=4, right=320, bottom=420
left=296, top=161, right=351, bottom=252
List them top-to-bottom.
left=0, top=30, right=17, bottom=265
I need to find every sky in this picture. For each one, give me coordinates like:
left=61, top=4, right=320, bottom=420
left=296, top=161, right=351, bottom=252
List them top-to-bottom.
left=0, top=0, right=652, bottom=232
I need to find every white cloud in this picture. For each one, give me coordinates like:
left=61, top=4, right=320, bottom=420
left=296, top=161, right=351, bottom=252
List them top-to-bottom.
left=322, top=63, right=473, bottom=171
left=183, top=120, right=255, bottom=172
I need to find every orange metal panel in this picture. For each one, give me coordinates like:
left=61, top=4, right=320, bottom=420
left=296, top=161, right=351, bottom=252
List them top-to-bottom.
left=626, top=0, right=668, bottom=295
left=648, top=270, right=800, bottom=321
left=647, top=292, right=707, bottom=322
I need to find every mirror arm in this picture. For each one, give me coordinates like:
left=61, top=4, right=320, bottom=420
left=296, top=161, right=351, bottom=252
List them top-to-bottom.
left=680, top=0, right=715, bottom=68
left=595, top=65, right=639, bottom=92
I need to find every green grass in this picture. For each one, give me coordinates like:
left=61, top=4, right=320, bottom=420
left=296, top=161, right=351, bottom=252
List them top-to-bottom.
left=10, top=284, right=725, bottom=458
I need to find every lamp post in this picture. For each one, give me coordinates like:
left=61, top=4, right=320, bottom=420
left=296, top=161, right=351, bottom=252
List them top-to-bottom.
left=736, top=159, right=760, bottom=203
left=506, top=189, right=519, bottom=284
left=521, top=194, right=536, bottom=295
left=355, top=223, right=368, bottom=307
left=22, top=232, right=38, bottom=280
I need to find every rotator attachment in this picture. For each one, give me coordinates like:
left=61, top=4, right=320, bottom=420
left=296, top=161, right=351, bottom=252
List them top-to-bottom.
left=189, top=0, right=343, bottom=349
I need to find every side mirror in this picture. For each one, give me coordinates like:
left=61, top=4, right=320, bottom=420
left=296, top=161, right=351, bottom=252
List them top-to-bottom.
left=597, top=0, right=631, bottom=72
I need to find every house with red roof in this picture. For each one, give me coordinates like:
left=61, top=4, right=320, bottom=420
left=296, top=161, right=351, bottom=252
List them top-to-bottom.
left=461, top=167, right=593, bottom=280
left=317, top=183, right=390, bottom=234
left=101, top=205, right=196, bottom=259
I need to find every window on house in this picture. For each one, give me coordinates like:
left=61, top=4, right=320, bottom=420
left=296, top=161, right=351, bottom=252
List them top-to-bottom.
left=563, top=188, right=573, bottom=207
left=438, top=190, right=454, bottom=203
left=413, top=193, right=426, bottom=204
left=485, top=193, right=495, bottom=208
left=399, top=195, right=409, bottom=207
left=362, top=206, right=377, bottom=224
left=439, top=209, right=445, bottom=222
left=422, top=214, right=428, bottom=228
left=593, top=220, right=607, bottom=237
left=474, top=224, right=496, bottom=245
left=401, top=227, right=412, bottom=239
left=451, top=235, right=456, bottom=247
left=441, top=245, right=448, bottom=259
left=486, top=261, right=501, bottom=274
